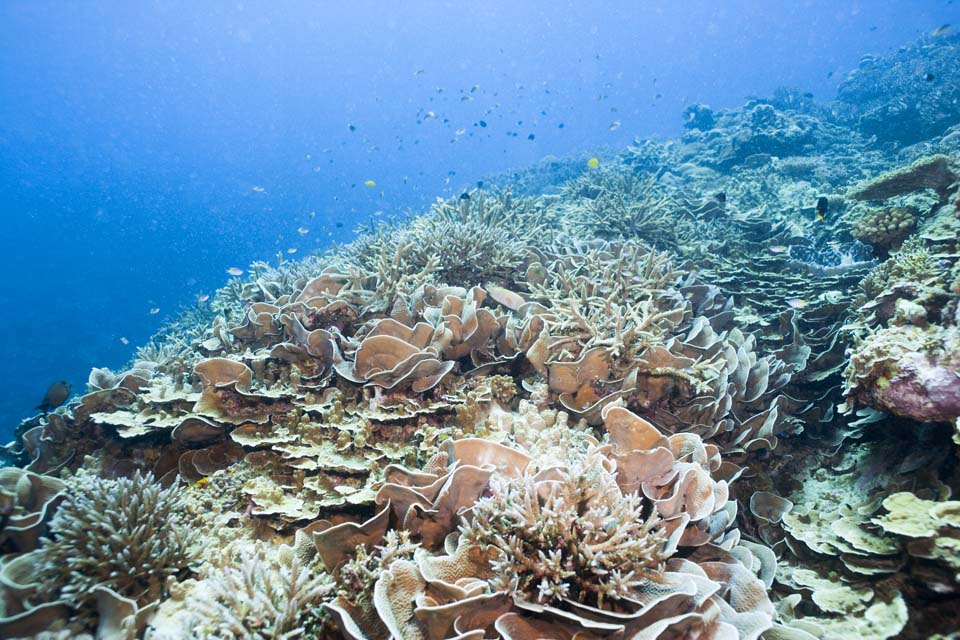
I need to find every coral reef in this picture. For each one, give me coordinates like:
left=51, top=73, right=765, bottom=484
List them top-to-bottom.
left=3, top=30, right=960, bottom=640
left=836, top=36, right=960, bottom=144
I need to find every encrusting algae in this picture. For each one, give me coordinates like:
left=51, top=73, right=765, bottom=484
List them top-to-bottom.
left=3, top=31, right=960, bottom=640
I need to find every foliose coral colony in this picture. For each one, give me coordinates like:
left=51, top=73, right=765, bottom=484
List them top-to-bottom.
left=2, top=32, right=960, bottom=640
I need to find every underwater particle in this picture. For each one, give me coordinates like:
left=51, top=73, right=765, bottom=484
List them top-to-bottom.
left=924, top=73, right=936, bottom=82
left=608, top=120, right=621, bottom=131
left=527, top=133, right=535, bottom=140
left=587, top=157, right=600, bottom=169
left=364, top=180, right=377, bottom=188
left=252, top=185, right=265, bottom=193
left=815, top=196, right=829, bottom=221
left=298, top=226, right=310, bottom=235
left=768, top=245, right=787, bottom=254
left=226, top=267, right=244, bottom=276
left=786, top=297, right=808, bottom=309
left=149, top=307, right=160, bottom=315
left=120, top=336, right=129, bottom=345
left=36, top=381, right=70, bottom=412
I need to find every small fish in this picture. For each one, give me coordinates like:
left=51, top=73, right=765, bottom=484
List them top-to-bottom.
left=932, top=23, right=952, bottom=36
left=827, top=71, right=834, bottom=79
left=924, top=73, right=936, bottom=82
left=478, top=120, right=487, bottom=127
left=608, top=120, right=621, bottom=131
left=558, top=122, right=564, bottom=128
left=348, top=124, right=357, bottom=132
left=455, top=128, right=466, bottom=136
left=527, top=133, right=535, bottom=140
left=587, top=157, right=600, bottom=169
left=364, top=180, right=377, bottom=188
left=252, top=185, right=265, bottom=193
left=459, top=192, right=471, bottom=201
left=714, top=192, right=727, bottom=204
left=815, top=196, right=829, bottom=222
left=309, top=211, right=316, bottom=218
left=335, top=222, right=344, bottom=228
left=298, top=226, right=310, bottom=235
left=768, top=245, right=787, bottom=254
left=287, top=248, right=297, bottom=254
left=226, top=267, right=244, bottom=276
left=198, top=294, right=210, bottom=303
left=786, top=298, right=808, bottom=309
left=149, top=307, right=160, bottom=315
left=120, top=336, right=129, bottom=345
left=36, top=381, right=71, bottom=412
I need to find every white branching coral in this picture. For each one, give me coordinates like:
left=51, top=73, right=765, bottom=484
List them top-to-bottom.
left=460, top=450, right=668, bottom=609
left=39, top=470, right=194, bottom=609
left=189, top=544, right=334, bottom=640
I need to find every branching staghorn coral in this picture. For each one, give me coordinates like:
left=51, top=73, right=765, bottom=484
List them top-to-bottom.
left=560, top=167, right=681, bottom=246
left=336, top=190, right=551, bottom=289
left=860, top=236, right=942, bottom=299
left=527, top=241, right=684, bottom=361
left=460, top=450, right=668, bottom=609
left=39, top=470, right=195, bottom=611
left=189, top=544, right=333, bottom=640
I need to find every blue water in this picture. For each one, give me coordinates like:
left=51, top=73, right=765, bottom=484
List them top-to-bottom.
left=1, top=0, right=957, bottom=438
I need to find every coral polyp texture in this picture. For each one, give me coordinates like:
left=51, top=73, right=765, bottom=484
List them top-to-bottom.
left=3, top=31, right=960, bottom=640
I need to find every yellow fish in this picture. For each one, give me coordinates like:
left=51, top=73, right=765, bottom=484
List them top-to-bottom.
left=587, top=157, right=600, bottom=169
left=364, top=180, right=377, bottom=188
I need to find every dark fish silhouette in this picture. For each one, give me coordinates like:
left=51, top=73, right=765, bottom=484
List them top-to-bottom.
left=714, top=192, right=727, bottom=203
left=815, top=196, right=829, bottom=222
left=36, top=381, right=71, bottom=412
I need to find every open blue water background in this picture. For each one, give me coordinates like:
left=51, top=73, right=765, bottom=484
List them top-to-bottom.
left=1, top=0, right=957, bottom=439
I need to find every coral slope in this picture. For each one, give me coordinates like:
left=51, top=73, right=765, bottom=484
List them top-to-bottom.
left=2, top=32, right=960, bottom=640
